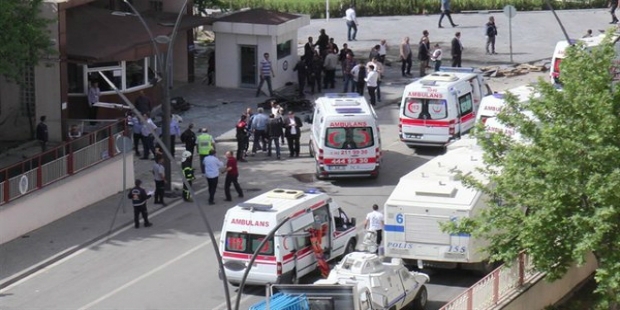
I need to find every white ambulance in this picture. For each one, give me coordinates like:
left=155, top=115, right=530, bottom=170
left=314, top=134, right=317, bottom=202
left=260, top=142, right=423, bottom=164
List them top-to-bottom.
left=550, top=33, right=620, bottom=87
left=399, top=69, right=491, bottom=148
left=476, top=85, right=537, bottom=124
left=308, top=93, right=382, bottom=179
left=383, top=137, right=495, bottom=273
left=219, top=188, right=358, bottom=286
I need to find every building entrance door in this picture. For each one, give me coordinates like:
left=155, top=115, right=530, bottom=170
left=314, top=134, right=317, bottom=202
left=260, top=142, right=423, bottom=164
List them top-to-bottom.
left=240, top=45, right=257, bottom=87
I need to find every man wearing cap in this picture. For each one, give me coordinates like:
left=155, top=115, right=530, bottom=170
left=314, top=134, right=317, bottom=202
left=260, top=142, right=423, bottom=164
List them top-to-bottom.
left=197, top=127, right=215, bottom=175
left=181, top=151, right=195, bottom=202
left=127, top=179, right=153, bottom=229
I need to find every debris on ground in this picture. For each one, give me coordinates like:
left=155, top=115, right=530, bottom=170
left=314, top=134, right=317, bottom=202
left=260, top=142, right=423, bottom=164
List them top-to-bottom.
left=481, top=62, right=549, bottom=78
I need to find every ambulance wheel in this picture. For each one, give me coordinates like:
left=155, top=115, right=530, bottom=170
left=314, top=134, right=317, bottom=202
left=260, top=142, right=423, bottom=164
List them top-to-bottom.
left=342, top=239, right=356, bottom=258
left=411, top=285, right=428, bottom=310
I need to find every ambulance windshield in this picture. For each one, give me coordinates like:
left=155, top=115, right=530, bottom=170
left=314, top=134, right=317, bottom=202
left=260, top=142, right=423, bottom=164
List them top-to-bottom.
left=404, top=98, right=447, bottom=120
left=325, top=127, right=374, bottom=149
left=225, top=232, right=274, bottom=255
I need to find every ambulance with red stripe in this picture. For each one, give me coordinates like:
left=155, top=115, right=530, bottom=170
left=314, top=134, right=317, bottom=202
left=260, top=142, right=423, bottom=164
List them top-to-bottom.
left=399, top=70, right=490, bottom=148
left=476, top=85, right=537, bottom=125
left=308, top=93, right=381, bottom=179
left=219, top=188, right=357, bottom=286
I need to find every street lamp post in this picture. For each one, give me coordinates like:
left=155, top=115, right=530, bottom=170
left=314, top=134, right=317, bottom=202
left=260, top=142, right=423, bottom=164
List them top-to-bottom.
left=125, top=0, right=183, bottom=192
left=120, top=2, right=233, bottom=309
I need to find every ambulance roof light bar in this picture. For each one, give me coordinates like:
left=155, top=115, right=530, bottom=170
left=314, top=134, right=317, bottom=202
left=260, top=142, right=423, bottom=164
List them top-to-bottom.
left=438, top=67, right=476, bottom=73
left=325, top=93, right=361, bottom=98
left=238, top=203, right=274, bottom=212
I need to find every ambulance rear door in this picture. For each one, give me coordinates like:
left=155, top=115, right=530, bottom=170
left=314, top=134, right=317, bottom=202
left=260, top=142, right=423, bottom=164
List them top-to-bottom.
left=323, top=120, right=378, bottom=174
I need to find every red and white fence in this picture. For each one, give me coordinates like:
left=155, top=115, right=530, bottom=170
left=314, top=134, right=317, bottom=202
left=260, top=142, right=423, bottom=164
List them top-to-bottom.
left=0, top=120, right=127, bottom=205
left=440, top=253, right=540, bottom=310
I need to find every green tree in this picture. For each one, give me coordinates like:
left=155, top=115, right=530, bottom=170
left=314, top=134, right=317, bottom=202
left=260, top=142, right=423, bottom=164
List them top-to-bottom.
left=0, top=0, right=53, bottom=84
left=194, top=0, right=227, bottom=15
left=449, top=31, right=620, bottom=309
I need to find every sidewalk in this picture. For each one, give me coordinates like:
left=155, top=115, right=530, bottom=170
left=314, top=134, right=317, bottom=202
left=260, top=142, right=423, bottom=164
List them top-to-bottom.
left=1, top=8, right=608, bottom=290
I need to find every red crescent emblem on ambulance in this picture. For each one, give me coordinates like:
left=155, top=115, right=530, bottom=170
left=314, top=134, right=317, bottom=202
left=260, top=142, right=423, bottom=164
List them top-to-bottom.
left=407, top=102, right=420, bottom=114
left=431, top=105, right=443, bottom=113
left=328, top=131, right=340, bottom=146
left=283, top=237, right=289, bottom=251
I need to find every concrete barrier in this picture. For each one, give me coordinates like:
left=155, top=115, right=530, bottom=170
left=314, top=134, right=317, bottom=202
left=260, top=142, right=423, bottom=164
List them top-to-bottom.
left=0, top=155, right=134, bottom=245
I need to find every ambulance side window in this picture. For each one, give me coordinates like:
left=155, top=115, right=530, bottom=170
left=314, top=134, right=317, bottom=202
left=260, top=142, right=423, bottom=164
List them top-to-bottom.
left=459, top=93, right=473, bottom=115
left=313, top=205, right=330, bottom=227
left=335, top=208, right=350, bottom=231
left=295, top=231, right=311, bottom=249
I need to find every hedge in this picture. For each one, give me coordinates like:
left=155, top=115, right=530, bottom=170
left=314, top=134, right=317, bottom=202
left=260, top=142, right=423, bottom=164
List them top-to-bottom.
left=227, top=0, right=607, bottom=18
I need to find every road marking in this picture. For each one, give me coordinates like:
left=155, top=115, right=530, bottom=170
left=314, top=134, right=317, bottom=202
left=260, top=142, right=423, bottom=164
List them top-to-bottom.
left=0, top=186, right=210, bottom=292
left=77, top=239, right=212, bottom=310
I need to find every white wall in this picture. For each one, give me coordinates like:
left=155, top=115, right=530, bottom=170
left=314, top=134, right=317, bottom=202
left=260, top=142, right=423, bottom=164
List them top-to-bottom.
left=215, top=32, right=300, bottom=90
left=0, top=155, right=135, bottom=245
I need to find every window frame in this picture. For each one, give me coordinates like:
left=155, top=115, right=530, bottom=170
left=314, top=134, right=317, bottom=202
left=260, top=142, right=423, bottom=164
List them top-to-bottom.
left=276, top=40, right=292, bottom=60
left=69, top=57, right=155, bottom=96
left=403, top=98, right=448, bottom=120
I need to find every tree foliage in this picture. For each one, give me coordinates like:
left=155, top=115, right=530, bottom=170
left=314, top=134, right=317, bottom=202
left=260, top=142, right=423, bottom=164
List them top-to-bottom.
left=0, top=0, right=53, bottom=84
left=194, top=0, right=227, bottom=15
left=450, top=30, right=620, bottom=309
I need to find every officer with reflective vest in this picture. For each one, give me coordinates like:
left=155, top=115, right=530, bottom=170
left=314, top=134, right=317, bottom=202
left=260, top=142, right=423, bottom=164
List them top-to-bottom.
left=197, top=128, right=215, bottom=175
left=181, top=151, right=196, bottom=201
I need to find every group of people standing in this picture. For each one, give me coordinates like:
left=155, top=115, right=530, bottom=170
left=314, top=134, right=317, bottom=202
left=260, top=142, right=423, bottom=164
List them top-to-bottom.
left=235, top=103, right=303, bottom=161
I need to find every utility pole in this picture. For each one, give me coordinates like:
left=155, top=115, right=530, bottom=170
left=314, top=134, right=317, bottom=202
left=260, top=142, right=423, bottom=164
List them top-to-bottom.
left=125, top=0, right=186, bottom=192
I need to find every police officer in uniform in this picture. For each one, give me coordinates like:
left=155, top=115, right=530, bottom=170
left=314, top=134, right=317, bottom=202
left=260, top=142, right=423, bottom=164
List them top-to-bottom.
left=197, top=128, right=215, bottom=175
left=181, top=151, right=195, bottom=202
left=127, top=179, right=153, bottom=228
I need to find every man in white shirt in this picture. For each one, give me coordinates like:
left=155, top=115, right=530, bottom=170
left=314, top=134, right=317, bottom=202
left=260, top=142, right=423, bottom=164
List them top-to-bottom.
left=345, top=5, right=358, bottom=41
left=378, top=39, right=388, bottom=63
left=323, top=48, right=338, bottom=89
left=366, top=57, right=383, bottom=102
left=365, top=64, right=379, bottom=106
left=140, top=112, right=158, bottom=160
left=203, top=149, right=224, bottom=205
left=364, top=204, right=384, bottom=249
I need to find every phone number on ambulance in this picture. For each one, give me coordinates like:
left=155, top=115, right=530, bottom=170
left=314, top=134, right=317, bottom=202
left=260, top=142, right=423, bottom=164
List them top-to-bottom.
left=328, top=149, right=369, bottom=156
left=324, top=158, right=376, bottom=164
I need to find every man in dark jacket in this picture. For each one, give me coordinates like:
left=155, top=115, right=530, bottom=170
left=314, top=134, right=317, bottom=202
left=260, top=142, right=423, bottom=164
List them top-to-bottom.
left=485, top=16, right=498, bottom=55
left=315, top=29, right=330, bottom=58
left=451, top=32, right=463, bottom=67
left=418, top=36, right=431, bottom=77
left=304, top=37, right=315, bottom=66
left=309, top=52, right=323, bottom=94
left=293, top=58, right=307, bottom=97
left=134, top=91, right=152, bottom=115
left=284, top=111, right=303, bottom=157
left=235, top=114, right=248, bottom=161
left=266, top=114, right=283, bottom=159
left=36, top=115, right=48, bottom=152
left=180, top=123, right=197, bottom=165
left=127, top=179, right=152, bottom=228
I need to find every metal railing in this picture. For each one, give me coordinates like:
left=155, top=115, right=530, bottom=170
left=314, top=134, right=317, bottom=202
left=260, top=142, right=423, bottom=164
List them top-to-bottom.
left=0, top=119, right=127, bottom=205
left=440, top=253, right=540, bottom=310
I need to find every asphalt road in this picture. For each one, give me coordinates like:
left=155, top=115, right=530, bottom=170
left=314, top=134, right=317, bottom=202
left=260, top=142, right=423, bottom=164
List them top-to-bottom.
left=0, top=67, right=546, bottom=309
left=0, top=103, right=474, bottom=310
